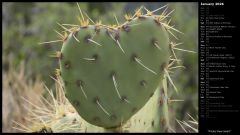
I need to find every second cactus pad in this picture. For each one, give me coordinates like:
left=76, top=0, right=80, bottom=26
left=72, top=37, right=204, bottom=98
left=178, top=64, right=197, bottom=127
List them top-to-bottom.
left=59, top=15, right=170, bottom=128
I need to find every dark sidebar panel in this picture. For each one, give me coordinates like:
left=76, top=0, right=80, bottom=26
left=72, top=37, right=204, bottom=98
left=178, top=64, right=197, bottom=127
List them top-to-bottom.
left=199, top=1, right=240, bottom=134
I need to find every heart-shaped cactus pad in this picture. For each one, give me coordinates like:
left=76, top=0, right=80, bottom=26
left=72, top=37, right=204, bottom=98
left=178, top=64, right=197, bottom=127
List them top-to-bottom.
left=57, top=9, right=172, bottom=128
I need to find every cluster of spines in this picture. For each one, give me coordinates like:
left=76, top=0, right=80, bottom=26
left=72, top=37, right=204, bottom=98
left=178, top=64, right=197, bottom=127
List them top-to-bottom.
left=176, top=113, right=198, bottom=133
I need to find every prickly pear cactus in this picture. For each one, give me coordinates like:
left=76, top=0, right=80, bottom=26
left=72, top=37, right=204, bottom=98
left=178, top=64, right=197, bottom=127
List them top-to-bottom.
left=36, top=3, right=196, bottom=132
left=57, top=9, right=171, bottom=128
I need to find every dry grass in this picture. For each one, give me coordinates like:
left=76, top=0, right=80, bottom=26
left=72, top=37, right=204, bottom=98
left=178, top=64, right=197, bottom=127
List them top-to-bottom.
left=2, top=61, right=44, bottom=132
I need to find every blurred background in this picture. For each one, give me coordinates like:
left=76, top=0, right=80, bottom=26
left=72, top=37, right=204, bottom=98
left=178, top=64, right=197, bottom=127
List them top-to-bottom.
left=2, top=2, right=198, bottom=132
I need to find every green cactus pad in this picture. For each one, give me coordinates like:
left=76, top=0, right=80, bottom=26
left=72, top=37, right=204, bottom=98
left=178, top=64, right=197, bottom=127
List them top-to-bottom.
left=59, top=16, right=170, bottom=128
